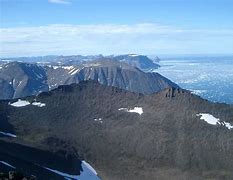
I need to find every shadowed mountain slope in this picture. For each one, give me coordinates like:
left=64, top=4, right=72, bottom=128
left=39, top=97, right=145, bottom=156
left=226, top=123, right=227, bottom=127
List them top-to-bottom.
left=0, top=60, right=177, bottom=99
left=0, top=81, right=233, bottom=179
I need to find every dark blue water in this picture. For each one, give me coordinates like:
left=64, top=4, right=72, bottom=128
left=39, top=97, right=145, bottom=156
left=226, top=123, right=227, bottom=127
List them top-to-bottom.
left=154, top=56, right=233, bottom=104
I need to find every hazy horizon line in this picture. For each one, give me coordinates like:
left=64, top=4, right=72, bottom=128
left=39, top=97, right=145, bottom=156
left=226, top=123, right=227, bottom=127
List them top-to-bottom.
left=1, top=53, right=233, bottom=59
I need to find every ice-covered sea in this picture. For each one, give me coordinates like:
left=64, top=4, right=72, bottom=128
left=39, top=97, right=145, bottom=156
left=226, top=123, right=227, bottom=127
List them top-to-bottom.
left=154, top=56, right=233, bottom=104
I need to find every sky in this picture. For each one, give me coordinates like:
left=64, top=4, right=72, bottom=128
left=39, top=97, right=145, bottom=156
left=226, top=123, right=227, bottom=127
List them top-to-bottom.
left=0, top=0, right=233, bottom=57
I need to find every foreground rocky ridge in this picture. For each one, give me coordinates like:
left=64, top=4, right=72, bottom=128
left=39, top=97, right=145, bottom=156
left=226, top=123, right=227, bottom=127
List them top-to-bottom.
left=0, top=59, right=175, bottom=99
left=0, top=81, right=233, bottom=179
left=0, top=171, right=36, bottom=180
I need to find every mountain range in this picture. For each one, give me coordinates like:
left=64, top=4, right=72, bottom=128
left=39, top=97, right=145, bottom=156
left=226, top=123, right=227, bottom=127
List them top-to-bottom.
left=0, top=54, right=160, bottom=71
left=0, top=59, right=175, bottom=99
left=1, top=80, right=233, bottom=180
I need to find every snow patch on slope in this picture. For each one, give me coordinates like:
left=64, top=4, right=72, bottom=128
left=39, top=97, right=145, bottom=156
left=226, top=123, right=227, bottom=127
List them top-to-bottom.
left=128, top=54, right=139, bottom=57
left=83, top=63, right=101, bottom=67
left=51, top=65, right=80, bottom=75
left=52, top=65, right=75, bottom=70
left=62, top=66, right=74, bottom=70
left=69, top=68, right=80, bottom=75
left=10, top=99, right=46, bottom=107
left=10, top=99, right=30, bottom=107
left=32, top=102, right=46, bottom=107
left=118, top=107, right=143, bottom=115
left=197, top=113, right=233, bottom=130
left=94, top=118, right=103, bottom=123
left=0, top=131, right=17, bottom=138
left=0, top=161, right=16, bottom=169
left=44, top=161, right=100, bottom=180
left=82, top=161, right=98, bottom=175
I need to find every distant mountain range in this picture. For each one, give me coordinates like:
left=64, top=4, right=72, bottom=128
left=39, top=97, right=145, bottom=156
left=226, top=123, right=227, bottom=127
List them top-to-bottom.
left=0, top=54, right=160, bottom=71
left=0, top=59, right=175, bottom=99
left=0, top=81, right=233, bottom=179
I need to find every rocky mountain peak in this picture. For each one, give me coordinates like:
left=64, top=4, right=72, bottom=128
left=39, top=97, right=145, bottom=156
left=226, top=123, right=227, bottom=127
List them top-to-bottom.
left=164, top=87, right=187, bottom=98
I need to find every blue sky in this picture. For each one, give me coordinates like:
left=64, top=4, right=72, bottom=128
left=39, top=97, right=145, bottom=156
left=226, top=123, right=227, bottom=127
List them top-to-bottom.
left=0, top=0, right=233, bottom=57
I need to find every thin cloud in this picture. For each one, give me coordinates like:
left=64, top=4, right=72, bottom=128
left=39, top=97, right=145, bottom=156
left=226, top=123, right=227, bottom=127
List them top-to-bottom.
left=48, top=0, right=71, bottom=5
left=0, top=23, right=233, bottom=57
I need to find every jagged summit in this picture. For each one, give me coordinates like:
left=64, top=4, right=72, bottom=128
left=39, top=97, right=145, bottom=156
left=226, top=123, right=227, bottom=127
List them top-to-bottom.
left=159, top=87, right=189, bottom=98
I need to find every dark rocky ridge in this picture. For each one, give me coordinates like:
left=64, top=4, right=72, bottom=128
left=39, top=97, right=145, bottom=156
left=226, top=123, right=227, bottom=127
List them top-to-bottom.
left=0, top=60, right=177, bottom=99
left=0, top=81, right=233, bottom=179
left=0, top=140, right=81, bottom=179
left=0, top=171, right=36, bottom=180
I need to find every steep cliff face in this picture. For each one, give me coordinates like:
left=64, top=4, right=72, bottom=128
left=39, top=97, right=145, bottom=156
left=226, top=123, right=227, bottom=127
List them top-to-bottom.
left=112, top=54, right=160, bottom=70
left=0, top=60, right=177, bottom=99
left=62, top=60, right=177, bottom=94
left=0, top=62, right=48, bottom=99
left=0, top=81, right=233, bottom=180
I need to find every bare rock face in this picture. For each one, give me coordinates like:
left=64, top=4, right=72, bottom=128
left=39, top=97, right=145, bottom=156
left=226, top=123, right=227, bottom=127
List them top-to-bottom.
left=111, top=54, right=160, bottom=70
left=0, top=60, right=178, bottom=99
left=62, top=60, right=177, bottom=94
left=0, top=62, right=48, bottom=99
left=1, top=81, right=233, bottom=180
left=164, top=88, right=187, bottom=98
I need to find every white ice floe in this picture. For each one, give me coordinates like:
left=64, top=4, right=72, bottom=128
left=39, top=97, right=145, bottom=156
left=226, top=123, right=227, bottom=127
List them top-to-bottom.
left=189, top=89, right=207, bottom=96
left=10, top=99, right=30, bottom=107
left=10, top=99, right=46, bottom=107
left=32, top=102, right=46, bottom=107
left=118, top=107, right=143, bottom=115
left=197, top=113, right=233, bottom=130
left=94, top=118, right=103, bottom=123
left=0, top=131, right=17, bottom=138
left=44, top=160, right=100, bottom=180
left=0, top=161, right=16, bottom=169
